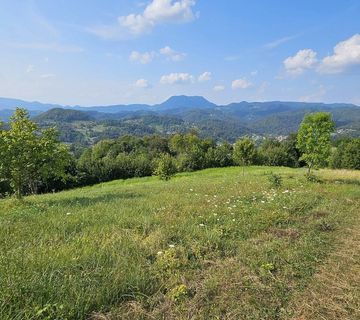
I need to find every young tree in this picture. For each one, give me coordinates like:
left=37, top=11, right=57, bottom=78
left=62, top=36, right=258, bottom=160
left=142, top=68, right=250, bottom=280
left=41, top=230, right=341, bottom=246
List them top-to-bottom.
left=0, top=108, right=71, bottom=198
left=296, top=112, right=335, bottom=174
left=233, top=137, right=256, bottom=175
left=154, top=153, right=176, bottom=181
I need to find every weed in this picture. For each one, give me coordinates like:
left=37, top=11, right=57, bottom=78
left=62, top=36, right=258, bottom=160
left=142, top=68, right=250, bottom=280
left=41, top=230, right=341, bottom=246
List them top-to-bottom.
left=268, top=172, right=283, bottom=188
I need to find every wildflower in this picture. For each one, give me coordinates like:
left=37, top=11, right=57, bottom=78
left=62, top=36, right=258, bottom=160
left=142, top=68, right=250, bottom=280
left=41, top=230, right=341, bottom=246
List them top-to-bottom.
left=189, top=188, right=193, bottom=191
left=261, top=200, right=265, bottom=203
left=66, top=212, right=72, bottom=215
left=232, top=219, right=236, bottom=222
left=199, top=223, right=205, bottom=227
left=168, top=244, right=175, bottom=248
left=157, top=251, right=163, bottom=255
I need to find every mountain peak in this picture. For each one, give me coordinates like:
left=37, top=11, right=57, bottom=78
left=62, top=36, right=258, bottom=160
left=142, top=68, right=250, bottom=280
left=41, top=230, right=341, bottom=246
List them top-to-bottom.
left=156, top=95, right=216, bottom=110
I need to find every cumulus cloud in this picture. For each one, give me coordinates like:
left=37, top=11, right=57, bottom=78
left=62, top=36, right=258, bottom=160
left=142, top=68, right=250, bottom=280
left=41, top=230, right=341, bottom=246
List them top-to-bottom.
left=90, top=0, right=197, bottom=39
left=318, top=34, right=360, bottom=74
left=159, top=46, right=186, bottom=61
left=283, top=49, right=318, bottom=75
left=129, top=51, right=155, bottom=64
left=198, top=71, right=211, bottom=82
left=160, top=72, right=194, bottom=84
left=134, top=78, right=150, bottom=88
left=231, top=78, right=252, bottom=89
left=213, top=85, right=225, bottom=92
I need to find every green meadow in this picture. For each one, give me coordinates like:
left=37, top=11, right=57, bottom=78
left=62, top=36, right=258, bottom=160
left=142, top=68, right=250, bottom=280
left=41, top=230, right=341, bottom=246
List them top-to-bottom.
left=1, top=166, right=360, bottom=319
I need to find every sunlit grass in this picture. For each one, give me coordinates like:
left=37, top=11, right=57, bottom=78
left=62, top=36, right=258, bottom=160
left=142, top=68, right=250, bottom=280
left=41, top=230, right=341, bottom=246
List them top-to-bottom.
left=1, top=166, right=359, bottom=319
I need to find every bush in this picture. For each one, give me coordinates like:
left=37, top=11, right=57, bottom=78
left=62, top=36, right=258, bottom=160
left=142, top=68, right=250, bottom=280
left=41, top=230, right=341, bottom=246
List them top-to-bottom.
left=154, top=153, right=177, bottom=180
left=268, top=172, right=282, bottom=188
left=305, top=172, right=322, bottom=183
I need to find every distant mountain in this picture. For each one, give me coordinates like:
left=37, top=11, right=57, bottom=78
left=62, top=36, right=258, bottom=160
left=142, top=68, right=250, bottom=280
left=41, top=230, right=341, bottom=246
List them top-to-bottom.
left=2, top=95, right=360, bottom=143
left=154, top=95, right=216, bottom=111
left=0, top=97, right=64, bottom=111
left=34, top=108, right=95, bottom=122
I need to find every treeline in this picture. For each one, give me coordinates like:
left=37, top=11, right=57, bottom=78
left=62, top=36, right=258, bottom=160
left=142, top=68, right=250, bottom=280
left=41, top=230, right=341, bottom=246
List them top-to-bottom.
left=1, top=109, right=360, bottom=198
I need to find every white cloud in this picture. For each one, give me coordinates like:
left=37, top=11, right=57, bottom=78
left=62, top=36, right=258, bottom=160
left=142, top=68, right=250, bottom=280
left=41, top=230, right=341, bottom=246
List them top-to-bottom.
left=91, top=0, right=197, bottom=38
left=140, top=0, right=196, bottom=26
left=119, top=14, right=152, bottom=35
left=264, top=34, right=298, bottom=49
left=318, top=34, right=360, bottom=74
left=159, top=46, right=186, bottom=61
left=283, top=49, right=318, bottom=75
left=129, top=51, right=155, bottom=64
left=26, top=65, right=34, bottom=73
left=250, top=70, right=258, bottom=76
left=198, top=71, right=211, bottom=82
left=160, top=72, right=194, bottom=84
left=134, top=78, right=150, bottom=88
left=231, top=78, right=252, bottom=89
left=213, top=85, right=225, bottom=92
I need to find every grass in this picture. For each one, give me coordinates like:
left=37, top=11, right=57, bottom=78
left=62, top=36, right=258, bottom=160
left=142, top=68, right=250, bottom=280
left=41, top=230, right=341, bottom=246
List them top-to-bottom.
left=1, top=166, right=360, bottom=319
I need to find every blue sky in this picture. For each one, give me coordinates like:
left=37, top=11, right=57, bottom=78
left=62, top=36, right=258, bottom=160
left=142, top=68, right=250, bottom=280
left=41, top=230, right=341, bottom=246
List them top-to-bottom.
left=1, top=0, right=360, bottom=106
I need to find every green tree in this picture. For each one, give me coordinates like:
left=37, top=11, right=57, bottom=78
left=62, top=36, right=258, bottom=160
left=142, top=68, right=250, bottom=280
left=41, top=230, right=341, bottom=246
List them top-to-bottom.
left=0, top=108, right=70, bottom=198
left=296, top=112, right=335, bottom=174
left=233, top=137, right=256, bottom=175
left=331, top=138, right=360, bottom=169
left=154, top=153, right=177, bottom=180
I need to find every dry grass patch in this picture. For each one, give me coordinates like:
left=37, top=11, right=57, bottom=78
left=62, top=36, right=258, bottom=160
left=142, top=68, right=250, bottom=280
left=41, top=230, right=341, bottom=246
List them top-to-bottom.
left=288, top=217, right=360, bottom=319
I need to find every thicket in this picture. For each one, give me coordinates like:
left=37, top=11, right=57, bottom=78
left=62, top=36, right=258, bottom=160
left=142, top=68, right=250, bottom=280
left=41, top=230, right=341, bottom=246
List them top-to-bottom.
left=1, top=110, right=359, bottom=197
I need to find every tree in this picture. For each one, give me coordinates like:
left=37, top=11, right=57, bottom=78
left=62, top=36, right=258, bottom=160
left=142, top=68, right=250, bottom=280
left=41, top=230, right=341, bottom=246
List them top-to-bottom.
left=0, top=108, right=71, bottom=198
left=296, top=112, right=335, bottom=174
left=233, top=137, right=256, bottom=175
left=331, top=138, right=360, bottom=170
left=154, top=153, right=177, bottom=180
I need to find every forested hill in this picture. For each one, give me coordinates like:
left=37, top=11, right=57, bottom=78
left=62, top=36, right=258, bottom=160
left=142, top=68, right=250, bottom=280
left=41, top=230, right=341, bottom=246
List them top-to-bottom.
left=1, top=95, right=360, bottom=144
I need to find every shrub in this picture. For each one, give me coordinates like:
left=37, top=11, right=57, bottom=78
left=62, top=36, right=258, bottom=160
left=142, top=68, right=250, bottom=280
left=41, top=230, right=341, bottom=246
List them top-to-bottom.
left=154, top=153, right=177, bottom=180
left=268, top=172, right=282, bottom=188
left=305, top=172, right=322, bottom=183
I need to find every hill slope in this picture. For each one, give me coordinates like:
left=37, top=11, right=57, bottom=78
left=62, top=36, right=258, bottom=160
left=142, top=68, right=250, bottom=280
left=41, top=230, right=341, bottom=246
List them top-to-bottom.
left=2, top=96, right=360, bottom=142
left=1, top=167, right=360, bottom=319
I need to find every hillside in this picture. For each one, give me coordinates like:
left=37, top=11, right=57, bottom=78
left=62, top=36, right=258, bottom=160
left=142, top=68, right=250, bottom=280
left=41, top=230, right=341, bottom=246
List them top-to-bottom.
left=1, top=96, right=360, bottom=143
left=1, top=167, right=360, bottom=319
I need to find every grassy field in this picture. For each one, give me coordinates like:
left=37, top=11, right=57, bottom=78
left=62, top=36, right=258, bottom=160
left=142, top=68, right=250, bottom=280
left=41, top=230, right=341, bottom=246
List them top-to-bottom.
left=1, top=166, right=360, bottom=319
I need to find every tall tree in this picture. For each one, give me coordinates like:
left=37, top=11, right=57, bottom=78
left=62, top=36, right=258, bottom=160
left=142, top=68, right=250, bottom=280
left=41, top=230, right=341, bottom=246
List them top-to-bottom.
left=0, top=108, right=71, bottom=198
left=296, top=112, right=335, bottom=174
left=233, top=137, right=256, bottom=175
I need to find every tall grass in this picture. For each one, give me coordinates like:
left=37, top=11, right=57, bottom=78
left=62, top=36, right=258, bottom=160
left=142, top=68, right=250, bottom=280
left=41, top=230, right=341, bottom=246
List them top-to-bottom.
left=1, top=166, right=359, bottom=319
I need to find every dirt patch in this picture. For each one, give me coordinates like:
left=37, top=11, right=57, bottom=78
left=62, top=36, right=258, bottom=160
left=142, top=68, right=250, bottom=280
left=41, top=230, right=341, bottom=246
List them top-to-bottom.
left=270, top=228, right=300, bottom=240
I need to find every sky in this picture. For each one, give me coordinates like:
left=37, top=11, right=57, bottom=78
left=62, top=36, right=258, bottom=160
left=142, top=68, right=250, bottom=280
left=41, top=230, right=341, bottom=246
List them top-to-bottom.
left=0, top=0, right=360, bottom=106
